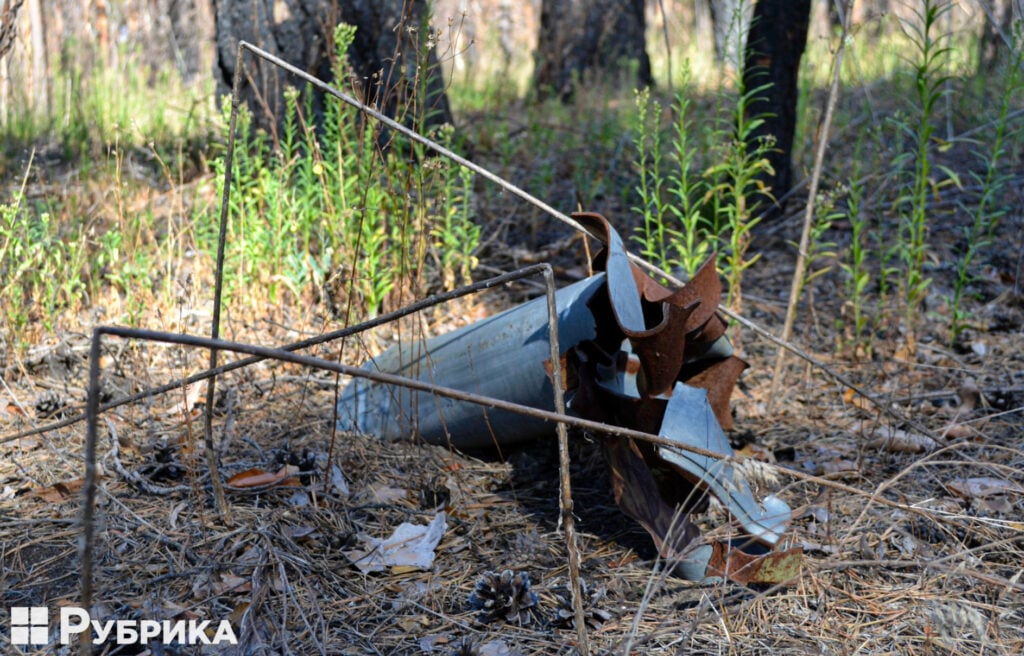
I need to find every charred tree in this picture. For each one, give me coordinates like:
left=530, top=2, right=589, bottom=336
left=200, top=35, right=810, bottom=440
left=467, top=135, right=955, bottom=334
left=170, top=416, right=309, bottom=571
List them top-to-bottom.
left=213, top=0, right=451, bottom=142
left=534, top=0, right=652, bottom=102
left=742, top=0, right=811, bottom=216
left=978, top=0, right=1016, bottom=73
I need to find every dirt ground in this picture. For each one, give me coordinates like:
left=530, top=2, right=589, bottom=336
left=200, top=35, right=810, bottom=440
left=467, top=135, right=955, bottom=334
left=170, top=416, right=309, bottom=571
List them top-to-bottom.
left=1, top=73, right=1023, bottom=653
left=3, top=184, right=1024, bottom=655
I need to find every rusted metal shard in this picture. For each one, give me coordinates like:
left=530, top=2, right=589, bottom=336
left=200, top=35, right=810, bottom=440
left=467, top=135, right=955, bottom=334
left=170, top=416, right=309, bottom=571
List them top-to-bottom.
left=338, top=213, right=797, bottom=583
left=704, top=542, right=804, bottom=585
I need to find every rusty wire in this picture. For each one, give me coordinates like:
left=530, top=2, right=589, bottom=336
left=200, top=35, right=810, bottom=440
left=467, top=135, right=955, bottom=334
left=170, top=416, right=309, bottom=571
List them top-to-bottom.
left=0, top=265, right=561, bottom=446
left=77, top=328, right=736, bottom=656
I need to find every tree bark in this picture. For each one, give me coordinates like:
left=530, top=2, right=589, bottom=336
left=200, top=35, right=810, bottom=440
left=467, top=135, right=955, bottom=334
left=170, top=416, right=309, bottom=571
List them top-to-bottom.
left=213, top=0, right=451, bottom=142
left=533, top=0, right=652, bottom=102
left=707, top=0, right=751, bottom=69
left=742, top=0, right=811, bottom=215
left=978, top=0, right=1015, bottom=73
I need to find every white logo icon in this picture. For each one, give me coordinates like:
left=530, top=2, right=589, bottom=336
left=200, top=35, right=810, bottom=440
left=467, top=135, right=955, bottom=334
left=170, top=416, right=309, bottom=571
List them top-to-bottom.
left=8, top=606, right=237, bottom=647
left=10, top=607, right=49, bottom=646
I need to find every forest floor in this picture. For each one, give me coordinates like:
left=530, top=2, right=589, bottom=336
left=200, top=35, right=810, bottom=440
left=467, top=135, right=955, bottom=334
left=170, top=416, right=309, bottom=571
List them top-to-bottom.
left=2, top=95, right=1024, bottom=655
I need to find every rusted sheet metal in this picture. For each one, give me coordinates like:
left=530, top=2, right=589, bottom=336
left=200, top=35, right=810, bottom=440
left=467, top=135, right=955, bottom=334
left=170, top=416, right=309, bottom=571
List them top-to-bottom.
left=338, top=213, right=799, bottom=583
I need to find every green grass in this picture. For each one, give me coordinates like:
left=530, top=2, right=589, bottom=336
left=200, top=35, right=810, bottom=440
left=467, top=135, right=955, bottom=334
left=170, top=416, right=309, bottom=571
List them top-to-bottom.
left=1, top=9, right=1022, bottom=364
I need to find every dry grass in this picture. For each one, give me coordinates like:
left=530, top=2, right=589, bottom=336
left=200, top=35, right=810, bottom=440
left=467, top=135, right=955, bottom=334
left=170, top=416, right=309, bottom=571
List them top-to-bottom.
left=2, top=287, right=1022, bottom=655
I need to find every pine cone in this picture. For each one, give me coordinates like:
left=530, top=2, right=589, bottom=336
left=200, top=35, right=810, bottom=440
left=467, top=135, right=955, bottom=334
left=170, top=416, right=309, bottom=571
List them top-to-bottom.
left=34, top=390, right=68, bottom=419
left=468, top=569, right=539, bottom=625
left=550, top=578, right=612, bottom=630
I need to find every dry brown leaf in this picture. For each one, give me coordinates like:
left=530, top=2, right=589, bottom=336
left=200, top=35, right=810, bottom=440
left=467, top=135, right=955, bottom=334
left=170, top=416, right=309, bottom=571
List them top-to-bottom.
left=163, top=382, right=205, bottom=417
left=842, top=387, right=875, bottom=412
left=940, top=423, right=974, bottom=440
left=735, top=442, right=774, bottom=462
left=818, top=459, right=860, bottom=479
left=225, top=465, right=300, bottom=489
left=31, top=479, right=85, bottom=503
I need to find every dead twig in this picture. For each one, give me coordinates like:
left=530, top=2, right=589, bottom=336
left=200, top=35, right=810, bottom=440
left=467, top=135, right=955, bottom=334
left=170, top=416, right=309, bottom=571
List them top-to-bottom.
left=769, top=0, right=853, bottom=411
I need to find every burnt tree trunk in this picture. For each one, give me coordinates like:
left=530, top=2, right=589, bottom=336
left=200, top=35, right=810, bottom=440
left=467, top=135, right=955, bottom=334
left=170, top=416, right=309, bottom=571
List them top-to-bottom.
left=213, top=0, right=451, bottom=142
left=534, top=0, right=652, bottom=102
left=742, top=0, right=811, bottom=215
left=978, top=0, right=1016, bottom=73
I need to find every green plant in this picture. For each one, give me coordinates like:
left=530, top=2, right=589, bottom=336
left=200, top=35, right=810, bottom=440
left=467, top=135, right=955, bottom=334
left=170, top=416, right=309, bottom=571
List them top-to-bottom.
left=891, top=0, right=957, bottom=350
left=201, top=21, right=478, bottom=322
left=947, top=30, right=1023, bottom=344
left=630, top=53, right=772, bottom=309
left=667, top=70, right=712, bottom=279
left=703, top=79, right=775, bottom=312
left=630, top=88, right=674, bottom=274
left=838, top=133, right=872, bottom=356
left=791, top=189, right=840, bottom=332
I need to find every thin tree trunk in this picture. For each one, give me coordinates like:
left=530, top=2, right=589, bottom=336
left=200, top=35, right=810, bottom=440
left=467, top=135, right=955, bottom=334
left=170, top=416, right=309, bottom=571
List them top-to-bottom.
left=26, top=0, right=46, bottom=117
left=214, top=0, right=451, bottom=143
left=534, top=0, right=652, bottom=102
left=742, top=0, right=811, bottom=216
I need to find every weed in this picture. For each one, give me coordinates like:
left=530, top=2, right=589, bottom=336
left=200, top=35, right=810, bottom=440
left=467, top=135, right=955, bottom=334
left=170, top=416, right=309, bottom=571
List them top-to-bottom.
left=891, top=0, right=957, bottom=350
left=202, top=22, right=478, bottom=322
left=948, top=29, right=1024, bottom=344
left=630, top=68, right=712, bottom=280
left=667, top=69, right=712, bottom=279
left=702, top=78, right=774, bottom=313
left=630, top=88, right=673, bottom=274
left=838, top=132, right=872, bottom=356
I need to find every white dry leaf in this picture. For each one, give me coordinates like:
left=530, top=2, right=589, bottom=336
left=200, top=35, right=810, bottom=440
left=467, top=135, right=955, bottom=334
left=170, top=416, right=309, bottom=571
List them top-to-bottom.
left=162, top=382, right=204, bottom=416
left=866, top=425, right=939, bottom=454
left=329, top=464, right=350, bottom=497
left=361, top=482, right=408, bottom=504
left=347, top=512, right=447, bottom=574
left=479, top=639, right=521, bottom=656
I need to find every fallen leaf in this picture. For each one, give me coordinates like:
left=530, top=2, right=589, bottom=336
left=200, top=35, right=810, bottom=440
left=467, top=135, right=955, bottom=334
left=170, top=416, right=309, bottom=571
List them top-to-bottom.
left=957, top=379, right=982, bottom=412
left=163, top=382, right=205, bottom=416
left=842, top=387, right=875, bottom=412
left=940, top=423, right=974, bottom=440
left=866, top=426, right=938, bottom=453
left=735, top=442, right=774, bottom=462
left=329, top=464, right=349, bottom=496
left=225, top=465, right=300, bottom=489
left=946, top=477, right=1024, bottom=499
left=31, top=479, right=85, bottom=503
left=362, top=483, right=408, bottom=504
left=978, top=496, right=1014, bottom=514
left=346, top=512, right=447, bottom=574
left=418, top=633, right=452, bottom=653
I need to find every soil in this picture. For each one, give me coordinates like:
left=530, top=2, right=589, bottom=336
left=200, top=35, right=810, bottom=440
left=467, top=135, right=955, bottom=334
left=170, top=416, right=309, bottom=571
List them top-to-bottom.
left=3, top=106, right=1024, bottom=656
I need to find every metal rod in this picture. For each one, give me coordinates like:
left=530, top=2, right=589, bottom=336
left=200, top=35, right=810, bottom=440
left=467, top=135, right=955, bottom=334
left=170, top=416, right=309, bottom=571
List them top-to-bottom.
left=225, top=40, right=930, bottom=440
left=203, top=42, right=251, bottom=526
left=2, top=265, right=557, bottom=446
left=78, top=324, right=733, bottom=651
